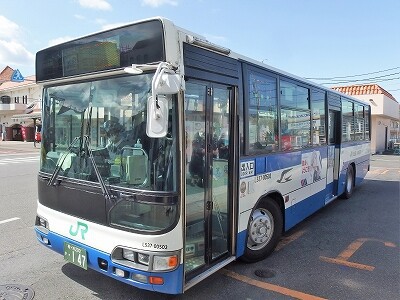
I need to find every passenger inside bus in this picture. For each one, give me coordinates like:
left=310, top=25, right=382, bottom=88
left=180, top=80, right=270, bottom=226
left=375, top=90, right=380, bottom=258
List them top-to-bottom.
left=104, top=117, right=126, bottom=156
left=189, top=130, right=206, bottom=187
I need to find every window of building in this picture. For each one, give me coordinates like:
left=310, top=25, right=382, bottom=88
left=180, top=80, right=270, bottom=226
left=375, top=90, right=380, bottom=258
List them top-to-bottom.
left=1, top=96, right=11, bottom=104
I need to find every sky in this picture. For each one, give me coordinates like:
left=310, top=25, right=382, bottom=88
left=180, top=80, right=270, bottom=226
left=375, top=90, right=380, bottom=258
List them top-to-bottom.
left=1, top=0, right=399, bottom=101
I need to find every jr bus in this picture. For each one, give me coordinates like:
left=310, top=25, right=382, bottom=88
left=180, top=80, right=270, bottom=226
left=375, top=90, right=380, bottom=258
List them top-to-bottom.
left=34, top=17, right=371, bottom=294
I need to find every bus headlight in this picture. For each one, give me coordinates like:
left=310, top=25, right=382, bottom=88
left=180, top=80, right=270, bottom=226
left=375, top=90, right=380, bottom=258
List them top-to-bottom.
left=112, top=247, right=180, bottom=272
left=121, top=248, right=150, bottom=266
left=122, top=249, right=135, bottom=262
left=138, top=253, right=150, bottom=266
left=153, top=255, right=178, bottom=271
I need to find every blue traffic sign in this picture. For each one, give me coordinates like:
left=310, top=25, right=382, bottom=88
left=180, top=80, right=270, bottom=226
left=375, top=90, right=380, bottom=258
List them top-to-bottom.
left=11, top=69, right=24, bottom=82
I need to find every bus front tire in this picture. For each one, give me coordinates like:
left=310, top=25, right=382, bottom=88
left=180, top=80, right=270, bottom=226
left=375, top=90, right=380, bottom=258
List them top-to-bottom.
left=343, top=165, right=354, bottom=199
left=241, top=198, right=283, bottom=263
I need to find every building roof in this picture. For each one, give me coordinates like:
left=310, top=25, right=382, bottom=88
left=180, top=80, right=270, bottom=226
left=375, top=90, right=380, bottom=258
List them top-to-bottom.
left=0, top=66, right=14, bottom=82
left=0, top=75, right=36, bottom=91
left=332, top=84, right=397, bottom=102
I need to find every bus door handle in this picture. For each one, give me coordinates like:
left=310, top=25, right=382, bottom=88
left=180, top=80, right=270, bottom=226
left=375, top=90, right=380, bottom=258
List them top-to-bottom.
left=206, top=201, right=213, bottom=210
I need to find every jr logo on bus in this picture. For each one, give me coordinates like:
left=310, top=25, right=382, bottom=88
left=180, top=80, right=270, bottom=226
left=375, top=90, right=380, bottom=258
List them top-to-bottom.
left=69, top=221, right=88, bottom=240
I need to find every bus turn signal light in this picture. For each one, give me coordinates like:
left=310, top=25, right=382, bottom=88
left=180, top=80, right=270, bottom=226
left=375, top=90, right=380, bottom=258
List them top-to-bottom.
left=149, top=276, right=164, bottom=285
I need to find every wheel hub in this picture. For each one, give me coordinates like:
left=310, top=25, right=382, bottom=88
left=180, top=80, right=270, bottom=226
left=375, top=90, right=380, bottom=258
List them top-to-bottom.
left=248, top=209, right=274, bottom=250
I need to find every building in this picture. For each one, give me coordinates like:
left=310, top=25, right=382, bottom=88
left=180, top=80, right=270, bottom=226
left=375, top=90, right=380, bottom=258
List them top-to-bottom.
left=0, top=66, right=42, bottom=142
left=332, top=84, right=399, bottom=154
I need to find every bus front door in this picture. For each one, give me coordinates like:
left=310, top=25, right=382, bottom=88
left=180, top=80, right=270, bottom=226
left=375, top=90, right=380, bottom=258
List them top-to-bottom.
left=184, top=81, right=233, bottom=279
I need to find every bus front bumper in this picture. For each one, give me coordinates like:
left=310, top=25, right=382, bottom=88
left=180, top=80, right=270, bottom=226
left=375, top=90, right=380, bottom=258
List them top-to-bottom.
left=34, top=227, right=184, bottom=294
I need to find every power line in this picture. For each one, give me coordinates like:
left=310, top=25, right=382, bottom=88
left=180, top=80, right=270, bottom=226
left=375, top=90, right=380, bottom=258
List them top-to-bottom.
left=306, top=67, right=400, bottom=80
left=321, top=73, right=400, bottom=85
left=323, top=77, right=400, bottom=85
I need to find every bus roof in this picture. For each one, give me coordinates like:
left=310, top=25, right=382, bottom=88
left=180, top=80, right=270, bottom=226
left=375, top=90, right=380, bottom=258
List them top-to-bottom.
left=36, top=16, right=369, bottom=106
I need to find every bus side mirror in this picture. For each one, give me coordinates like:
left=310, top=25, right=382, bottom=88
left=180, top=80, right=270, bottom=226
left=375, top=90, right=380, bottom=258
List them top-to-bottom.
left=147, top=63, right=182, bottom=138
left=146, top=95, right=169, bottom=138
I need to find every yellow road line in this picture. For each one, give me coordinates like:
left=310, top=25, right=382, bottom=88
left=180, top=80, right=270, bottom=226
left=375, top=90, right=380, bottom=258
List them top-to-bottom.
left=275, top=229, right=306, bottom=251
left=319, top=238, right=396, bottom=271
left=336, top=239, right=364, bottom=260
left=319, top=256, right=374, bottom=271
left=221, top=269, right=327, bottom=300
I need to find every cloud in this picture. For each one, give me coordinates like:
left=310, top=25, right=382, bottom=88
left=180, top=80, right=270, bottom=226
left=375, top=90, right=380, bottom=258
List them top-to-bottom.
left=78, top=0, right=112, bottom=10
left=141, top=0, right=178, bottom=7
left=74, top=14, right=85, bottom=20
left=0, top=15, right=34, bottom=69
left=0, top=15, right=20, bottom=39
left=95, top=18, right=107, bottom=25
left=101, top=22, right=131, bottom=31
left=47, top=36, right=76, bottom=47
left=0, top=40, right=35, bottom=67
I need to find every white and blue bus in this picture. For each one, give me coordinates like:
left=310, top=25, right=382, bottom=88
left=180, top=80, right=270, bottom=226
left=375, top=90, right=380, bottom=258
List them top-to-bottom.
left=34, top=17, right=371, bottom=294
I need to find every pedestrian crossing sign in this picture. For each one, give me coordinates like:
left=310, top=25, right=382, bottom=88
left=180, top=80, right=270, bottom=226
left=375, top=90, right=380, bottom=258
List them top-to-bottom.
left=11, top=69, right=24, bottom=82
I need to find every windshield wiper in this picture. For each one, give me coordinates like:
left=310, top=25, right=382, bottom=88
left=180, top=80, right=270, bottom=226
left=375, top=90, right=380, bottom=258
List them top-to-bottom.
left=82, top=135, right=116, bottom=204
left=47, top=136, right=81, bottom=186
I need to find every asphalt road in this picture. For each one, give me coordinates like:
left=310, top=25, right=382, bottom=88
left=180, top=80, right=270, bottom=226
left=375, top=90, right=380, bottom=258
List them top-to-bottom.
left=0, top=146, right=399, bottom=300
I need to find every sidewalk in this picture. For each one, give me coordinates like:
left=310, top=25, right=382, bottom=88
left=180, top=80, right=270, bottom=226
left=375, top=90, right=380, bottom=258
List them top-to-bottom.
left=0, top=141, right=41, bottom=153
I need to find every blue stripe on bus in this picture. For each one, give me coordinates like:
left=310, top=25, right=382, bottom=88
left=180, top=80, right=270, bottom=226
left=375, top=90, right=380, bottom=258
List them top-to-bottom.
left=246, top=146, right=329, bottom=176
left=284, top=188, right=327, bottom=231
left=34, top=228, right=183, bottom=294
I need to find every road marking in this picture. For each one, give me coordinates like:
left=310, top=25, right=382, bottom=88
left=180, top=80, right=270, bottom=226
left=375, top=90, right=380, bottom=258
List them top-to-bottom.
left=0, top=153, right=39, bottom=157
left=0, top=157, right=39, bottom=165
left=371, top=158, right=400, bottom=162
left=368, top=168, right=393, bottom=175
left=0, top=217, right=20, bottom=225
left=275, top=229, right=306, bottom=251
left=320, top=238, right=397, bottom=271
left=320, top=256, right=374, bottom=271
left=221, top=269, right=327, bottom=300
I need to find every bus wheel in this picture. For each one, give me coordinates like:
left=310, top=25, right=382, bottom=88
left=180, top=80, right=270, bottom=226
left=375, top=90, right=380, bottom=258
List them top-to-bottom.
left=343, top=165, right=354, bottom=199
left=241, top=198, right=283, bottom=262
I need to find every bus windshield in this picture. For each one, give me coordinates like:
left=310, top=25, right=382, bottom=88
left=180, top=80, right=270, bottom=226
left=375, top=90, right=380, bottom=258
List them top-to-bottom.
left=40, top=73, right=177, bottom=193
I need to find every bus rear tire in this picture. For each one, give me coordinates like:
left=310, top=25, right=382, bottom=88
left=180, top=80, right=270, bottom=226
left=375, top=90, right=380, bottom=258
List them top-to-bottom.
left=343, top=165, right=354, bottom=199
left=240, top=198, right=283, bottom=263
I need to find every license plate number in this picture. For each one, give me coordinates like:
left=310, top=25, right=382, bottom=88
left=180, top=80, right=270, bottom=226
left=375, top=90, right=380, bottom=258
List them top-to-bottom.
left=64, top=242, right=87, bottom=270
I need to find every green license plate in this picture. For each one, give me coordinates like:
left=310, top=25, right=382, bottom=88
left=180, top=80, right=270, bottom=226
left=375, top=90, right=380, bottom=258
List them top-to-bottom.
left=64, top=241, right=87, bottom=270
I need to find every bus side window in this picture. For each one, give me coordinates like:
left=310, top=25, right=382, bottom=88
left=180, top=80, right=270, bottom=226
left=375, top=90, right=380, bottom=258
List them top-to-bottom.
left=247, top=71, right=278, bottom=154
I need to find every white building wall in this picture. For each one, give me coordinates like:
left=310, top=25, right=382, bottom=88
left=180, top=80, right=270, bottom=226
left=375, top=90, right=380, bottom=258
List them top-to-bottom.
left=0, top=82, right=42, bottom=140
